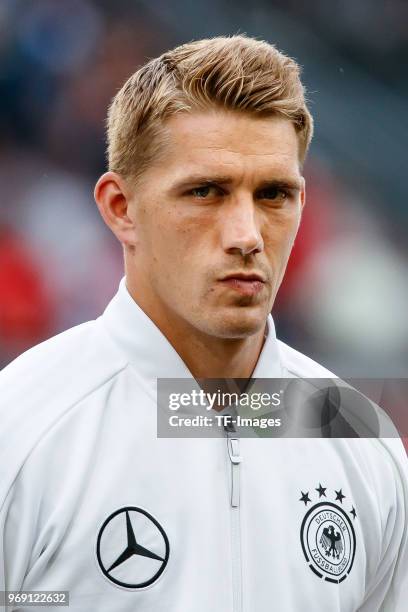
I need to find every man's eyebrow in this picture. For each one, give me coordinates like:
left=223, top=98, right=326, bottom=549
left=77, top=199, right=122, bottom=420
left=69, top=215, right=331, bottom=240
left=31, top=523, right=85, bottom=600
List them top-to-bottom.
left=171, top=174, right=303, bottom=191
left=171, top=175, right=234, bottom=189
left=256, top=177, right=303, bottom=191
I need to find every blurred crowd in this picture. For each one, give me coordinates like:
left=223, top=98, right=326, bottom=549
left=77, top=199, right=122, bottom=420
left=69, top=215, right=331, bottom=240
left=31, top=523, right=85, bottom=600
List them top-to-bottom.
left=0, top=0, right=407, bottom=377
left=273, top=0, right=408, bottom=92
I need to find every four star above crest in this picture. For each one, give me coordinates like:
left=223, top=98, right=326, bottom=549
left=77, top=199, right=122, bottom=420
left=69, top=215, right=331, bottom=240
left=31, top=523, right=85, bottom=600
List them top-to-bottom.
left=315, top=483, right=327, bottom=498
left=299, top=486, right=354, bottom=514
left=335, top=489, right=346, bottom=504
left=299, top=491, right=311, bottom=506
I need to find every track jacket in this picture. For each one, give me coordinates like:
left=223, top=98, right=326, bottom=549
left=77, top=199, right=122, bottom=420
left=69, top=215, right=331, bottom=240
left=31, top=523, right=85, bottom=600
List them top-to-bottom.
left=0, top=278, right=407, bottom=611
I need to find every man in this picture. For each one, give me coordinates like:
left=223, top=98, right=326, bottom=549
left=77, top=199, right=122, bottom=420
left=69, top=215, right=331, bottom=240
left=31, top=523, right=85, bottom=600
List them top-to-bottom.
left=0, top=35, right=407, bottom=611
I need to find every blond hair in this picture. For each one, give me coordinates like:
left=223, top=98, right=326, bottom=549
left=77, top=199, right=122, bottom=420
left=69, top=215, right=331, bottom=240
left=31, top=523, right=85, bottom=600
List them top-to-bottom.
left=107, top=35, right=313, bottom=180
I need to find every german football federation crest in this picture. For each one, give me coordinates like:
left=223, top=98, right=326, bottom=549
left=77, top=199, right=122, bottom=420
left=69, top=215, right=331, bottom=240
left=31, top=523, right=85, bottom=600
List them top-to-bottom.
left=299, top=485, right=357, bottom=583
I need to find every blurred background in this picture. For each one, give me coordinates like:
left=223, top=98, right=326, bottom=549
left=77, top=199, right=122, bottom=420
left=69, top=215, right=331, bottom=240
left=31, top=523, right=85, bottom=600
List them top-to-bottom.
left=0, top=0, right=407, bottom=377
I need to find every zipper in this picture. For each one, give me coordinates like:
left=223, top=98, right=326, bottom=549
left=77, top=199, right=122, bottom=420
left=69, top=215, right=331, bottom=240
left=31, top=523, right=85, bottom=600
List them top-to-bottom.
left=225, top=423, right=243, bottom=612
left=227, top=436, right=241, bottom=507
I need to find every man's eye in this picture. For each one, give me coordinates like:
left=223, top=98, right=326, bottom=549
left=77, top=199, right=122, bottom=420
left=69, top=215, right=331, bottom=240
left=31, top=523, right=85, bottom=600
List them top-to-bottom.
left=190, top=185, right=218, bottom=198
left=258, top=187, right=288, bottom=201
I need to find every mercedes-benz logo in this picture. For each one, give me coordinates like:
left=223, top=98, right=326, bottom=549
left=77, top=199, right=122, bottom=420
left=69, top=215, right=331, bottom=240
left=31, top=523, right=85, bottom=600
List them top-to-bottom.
left=96, top=506, right=170, bottom=588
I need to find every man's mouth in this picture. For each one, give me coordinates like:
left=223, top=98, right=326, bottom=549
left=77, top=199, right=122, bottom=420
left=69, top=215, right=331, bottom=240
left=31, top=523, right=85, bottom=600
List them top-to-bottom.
left=219, top=273, right=266, bottom=297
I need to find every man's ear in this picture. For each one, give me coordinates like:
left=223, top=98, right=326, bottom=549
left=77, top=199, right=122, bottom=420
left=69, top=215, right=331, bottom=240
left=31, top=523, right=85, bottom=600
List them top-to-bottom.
left=94, top=172, right=136, bottom=246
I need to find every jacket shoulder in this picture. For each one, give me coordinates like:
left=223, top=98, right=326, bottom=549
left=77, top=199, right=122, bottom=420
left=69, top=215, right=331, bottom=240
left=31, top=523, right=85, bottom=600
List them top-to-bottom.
left=0, top=318, right=127, bottom=501
left=0, top=318, right=126, bottom=395
left=277, top=340, right=336, bottom=377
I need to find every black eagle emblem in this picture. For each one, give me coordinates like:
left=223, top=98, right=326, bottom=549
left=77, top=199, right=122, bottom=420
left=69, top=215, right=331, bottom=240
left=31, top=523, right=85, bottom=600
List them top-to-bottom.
left=320, top=525, right=343, bottom=559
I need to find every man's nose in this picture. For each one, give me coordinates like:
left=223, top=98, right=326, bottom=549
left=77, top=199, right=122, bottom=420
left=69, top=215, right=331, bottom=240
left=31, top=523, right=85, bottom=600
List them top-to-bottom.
left=220, top=196, right=264, bottom=256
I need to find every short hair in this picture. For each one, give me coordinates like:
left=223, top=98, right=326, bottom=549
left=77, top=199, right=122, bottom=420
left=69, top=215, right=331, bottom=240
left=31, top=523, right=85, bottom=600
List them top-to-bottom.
left=107, top=34, right=313, bottom=181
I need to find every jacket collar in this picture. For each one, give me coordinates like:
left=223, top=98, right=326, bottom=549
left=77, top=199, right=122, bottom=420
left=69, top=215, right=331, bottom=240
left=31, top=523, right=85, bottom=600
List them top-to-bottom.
left=101, top=278, right=283, bottom=380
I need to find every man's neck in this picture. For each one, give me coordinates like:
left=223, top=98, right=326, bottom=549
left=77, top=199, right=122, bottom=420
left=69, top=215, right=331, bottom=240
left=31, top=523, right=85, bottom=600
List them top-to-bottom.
left=126, top=278, right=266, bottom=379
left=161, top=319, right=266, bottom=379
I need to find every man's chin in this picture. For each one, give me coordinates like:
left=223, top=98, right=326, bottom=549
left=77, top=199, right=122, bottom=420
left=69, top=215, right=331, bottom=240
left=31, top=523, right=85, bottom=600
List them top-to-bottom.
left=200, top=307, right=269, bottom=339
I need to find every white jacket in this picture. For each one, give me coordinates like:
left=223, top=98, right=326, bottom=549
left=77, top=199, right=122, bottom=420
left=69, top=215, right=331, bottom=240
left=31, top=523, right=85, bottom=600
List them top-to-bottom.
left=0, top=279, right=407, bottom=611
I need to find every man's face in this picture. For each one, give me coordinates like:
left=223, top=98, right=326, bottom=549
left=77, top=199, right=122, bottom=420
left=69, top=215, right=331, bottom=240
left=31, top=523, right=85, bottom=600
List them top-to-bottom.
left=127, top=109, right=305, bottom=339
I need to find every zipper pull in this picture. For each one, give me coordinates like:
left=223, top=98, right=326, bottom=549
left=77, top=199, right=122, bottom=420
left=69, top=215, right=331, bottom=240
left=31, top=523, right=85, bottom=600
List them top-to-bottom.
left=227, top=437, right=242, bottom=508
